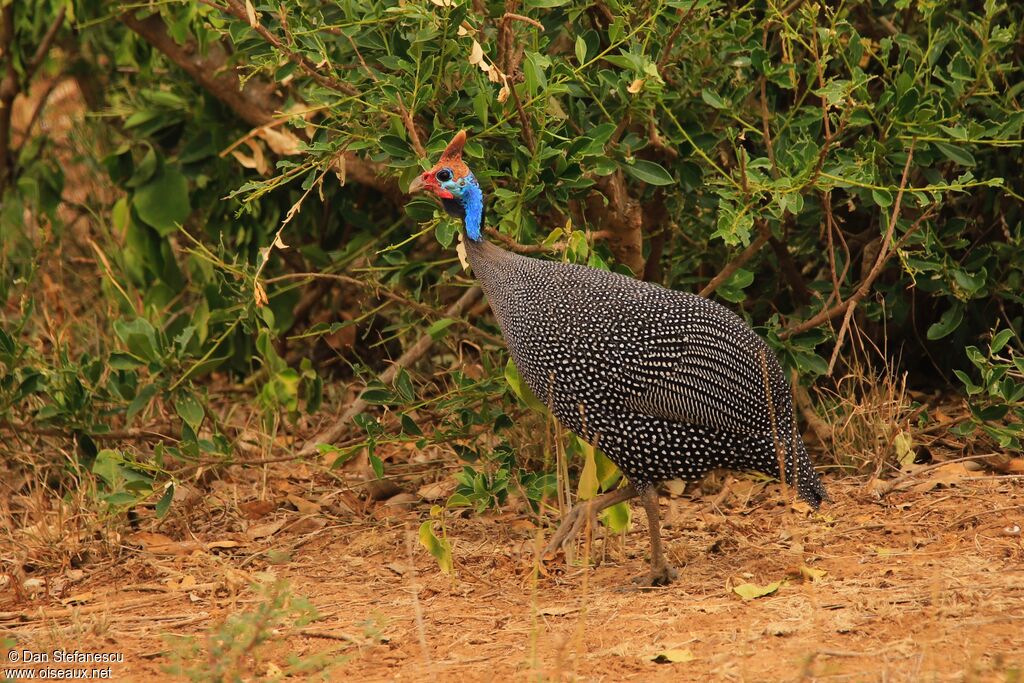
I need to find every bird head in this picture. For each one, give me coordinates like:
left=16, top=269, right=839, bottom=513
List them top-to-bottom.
left=408, top=130, right=484, bottom=240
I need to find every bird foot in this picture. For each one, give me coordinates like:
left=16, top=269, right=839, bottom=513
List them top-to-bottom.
left=542, top=501, right=596, bottom=560
left=632, top=563, right=679, bottom=587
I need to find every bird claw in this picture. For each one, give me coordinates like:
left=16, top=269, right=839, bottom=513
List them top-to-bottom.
left=542, top=502, right=595, bottom=561
left=632, top=564, right=679, bottom=587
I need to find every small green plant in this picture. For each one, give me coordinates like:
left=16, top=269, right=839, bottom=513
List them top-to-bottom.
left=954, top=329, right=1024, bottom=449
left=165, top=579, right=337, bottom=682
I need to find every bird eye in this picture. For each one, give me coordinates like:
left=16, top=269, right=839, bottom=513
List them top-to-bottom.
left=436, top=169, right=453, bottom=182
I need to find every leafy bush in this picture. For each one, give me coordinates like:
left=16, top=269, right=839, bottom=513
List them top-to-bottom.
left=1, top=0, right=1022, bottom=519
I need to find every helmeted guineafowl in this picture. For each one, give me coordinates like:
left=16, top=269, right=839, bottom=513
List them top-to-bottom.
left=409, top=130, right=828, bottom=585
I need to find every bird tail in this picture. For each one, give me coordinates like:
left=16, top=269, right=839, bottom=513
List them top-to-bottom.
left=791, top=437, right=829, bottom=509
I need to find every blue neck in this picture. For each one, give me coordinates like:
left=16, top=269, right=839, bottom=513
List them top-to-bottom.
left=462, top=179, right=484, bottom=241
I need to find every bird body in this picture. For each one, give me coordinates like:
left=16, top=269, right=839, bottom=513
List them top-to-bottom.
left=410, top=131, right=827, bottom=584
left=466, top=238, right=827, bottom=507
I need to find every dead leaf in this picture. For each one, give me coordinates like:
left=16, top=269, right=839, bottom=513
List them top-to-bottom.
left=244, top=0, right=257, bottom=27
left=429, top=0, right=453, bottom=6
left=469, top=40, right=485, bottom=66
left=256, top=127, right=301, bottom=156
left=456, top=233, right=470, bottom=270
left=894, top=430, right=914, bottom=469
left=910, top=462, right=971, bottom=494
left=417, top=480, right=454, bottom=502
left=286, top=494, right=321, bottom=515
left=240, top=500, right=277, bottom=520
left=790, top=500, right=813, bottom=514
left=285, top=516, right=326, bottom=534
left=247, top=519, right=286, bottom=540
left=131, top=532, right=190, bottom=556
left=206, top=539, right=242, bottom=550
left=385, top=562, right=408, bottom=576
left=799, top=565, right=827, bottom=582
left=732, top=580, right=783, bottom=601
left=651, top=649, right=694, bottom=663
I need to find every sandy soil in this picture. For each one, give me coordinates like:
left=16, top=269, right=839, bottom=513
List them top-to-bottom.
left=3, top=468, right=1022, bottom=682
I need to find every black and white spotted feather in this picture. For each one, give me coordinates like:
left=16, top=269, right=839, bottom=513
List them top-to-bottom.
left=466, top=238, right=828, bottom=508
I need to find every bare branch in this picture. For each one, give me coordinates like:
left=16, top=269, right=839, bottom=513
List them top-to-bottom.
left=25, top=6, right=66, bottom=85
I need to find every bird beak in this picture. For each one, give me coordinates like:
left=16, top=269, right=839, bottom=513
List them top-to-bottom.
left=408, top=175, right=427, bottom=194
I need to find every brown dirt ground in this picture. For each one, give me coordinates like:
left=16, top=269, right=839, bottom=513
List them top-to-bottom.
left=3, top=468, right=1023, bottom=682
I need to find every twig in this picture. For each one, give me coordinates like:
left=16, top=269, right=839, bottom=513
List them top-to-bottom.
left=217, top=0, right=359, bottom=97
left=655, top=1, right=700, bottom=71
left=25, top=6, right=66, bottom=84
left=502, top=12, right=543, bottom=29
left=341, top=32, right=424, bottom=157
left=508, top=81, right=536, bottom=153
left=828, top=140, right=914, bottom=369
left=781, top=201, right=935, bottom=340
left=698, top=222, right=771, bottom=297
left=266, top=271, right=503, bottom=345
left=297, top=285, right=484, bottom=457
left=291, top=628, right=364, bottom=643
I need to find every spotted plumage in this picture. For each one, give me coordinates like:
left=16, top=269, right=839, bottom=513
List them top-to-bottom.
left=409, top=130, right=828, bottom=584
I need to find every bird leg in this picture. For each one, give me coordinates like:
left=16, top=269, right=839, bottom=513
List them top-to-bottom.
left=543, top=484, right=638, bottom=561
left=632, top=487, right=679, bottom=587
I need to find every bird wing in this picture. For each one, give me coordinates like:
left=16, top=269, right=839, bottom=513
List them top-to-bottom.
left=613, top=299, right=777, bottom=438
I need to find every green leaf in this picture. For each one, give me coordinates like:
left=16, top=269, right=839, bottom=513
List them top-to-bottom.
left=574, top=34, right=587, bottom=64
left=700, top=89, right=728, bottom=109
left=933, top=141, right=976, bottom=167
left=624, top=159, right=674, bottom=186
left=133, top=167, right=190, bottom=236
left=871, top=189, right=893, bottom=207
left=435, top=220, right=456, bottom=249
left=927, top=303, right=964, bottom=340
left=427, top=317, right=457, bottom=340
left=113, top=318, right=161, bottom=363
left=990, top=329, right=1014, bottom=354
left=504, top=358, right=545, bottom=411
left=127, top=383, right=158, bottom=424
left=174, top=393, right=204, bottom=432
left=400, top=413, right=423, bottom=436
left=577, top=440, right=599, bottom=500
left=594, top=448, right=621, bottom=490
left=92, top=449, right=121, bottom=487
left=369, top=453, right=384, bottom=479
left=155, top=484, right=175, bottom=518
left=600, top=499, right=631, bottom=533
left=418, top=521, right=453, bottom=574
left=732, top=580, right=783, bottom=600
